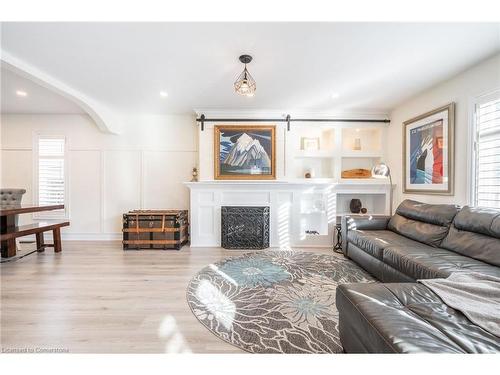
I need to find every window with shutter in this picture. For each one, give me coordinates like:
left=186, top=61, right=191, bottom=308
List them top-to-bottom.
left=473, top=94, right=500, bottom=208
left=35, top=135, right=67, bottom=218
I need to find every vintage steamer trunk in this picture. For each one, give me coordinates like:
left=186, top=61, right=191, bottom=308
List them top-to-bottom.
left=122, top=210, right=188, bottom=250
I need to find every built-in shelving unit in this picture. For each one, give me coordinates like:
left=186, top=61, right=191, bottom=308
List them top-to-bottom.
left=192, top=111, right=392, bottom=247
left=283, top=122, right=389, bottom=245
left=286, top=122, right=387, bottom=181
left=287, top=126, right=336, bottom=179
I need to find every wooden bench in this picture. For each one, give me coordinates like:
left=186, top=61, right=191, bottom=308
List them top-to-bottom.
left=0, top=221, right=70, bottom=258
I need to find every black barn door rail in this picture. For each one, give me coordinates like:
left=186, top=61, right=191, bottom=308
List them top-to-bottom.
left=195, top=114, right=390, bottom=131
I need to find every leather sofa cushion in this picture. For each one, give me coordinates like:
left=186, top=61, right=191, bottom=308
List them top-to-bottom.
left=394, top=199, right=459, bottom=226
left=387, top=200, right=459, bottom=247
left=440, top=206, right=500, bottom=266
left=453, top=206, right=500, bottom=238
left=388, top=213, right=450, bottom=247
left=441, top=226, right=500, bottom=267
left=347, top=230, right=428, bottom=260
left=346, top=242, right=416, bottom=283
left=382, top=246, right=500, bottom=280
left=336, top=283, right=500, bottom=353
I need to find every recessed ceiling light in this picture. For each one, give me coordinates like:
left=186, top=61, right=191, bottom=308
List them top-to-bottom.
left=16, top=90, right=28, bottom=97
left=160, top=91, right=168, bottom=98
left=331, top=93, right=340, bottom=100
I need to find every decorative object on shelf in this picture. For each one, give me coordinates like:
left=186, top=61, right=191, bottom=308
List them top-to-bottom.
left=234, top=54, right=256, bottom=97
left=403, top=103, right=455, bottom=195
left=214, top=125, right=276, bottom=180
left=301, top=137, right=320, bottom=151
left=353, top=137, right=361, bottom=150
left=372, top=162, right=393, bottom=215
left=191, top=167, right=198, bottom=182
left=304, top=168, right=315, bottom=179
left=341, top=169, right=371, bottom=179
left=349, top=199, right=362, bottom=214
left=360, top=207, right=368, bottom=214
left=122, top=210, right=188, bottom=250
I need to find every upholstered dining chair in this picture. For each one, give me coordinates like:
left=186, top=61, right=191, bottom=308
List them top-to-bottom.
left=1, top=188, right=27, bottom=226
left=1, top=188, right=27, bottom=204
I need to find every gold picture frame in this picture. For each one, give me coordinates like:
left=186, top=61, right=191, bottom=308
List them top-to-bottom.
left=214, top=125, right=276, bottom=180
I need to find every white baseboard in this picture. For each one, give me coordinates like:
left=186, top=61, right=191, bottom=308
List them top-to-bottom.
left=62, top=233, right=122, bottom=241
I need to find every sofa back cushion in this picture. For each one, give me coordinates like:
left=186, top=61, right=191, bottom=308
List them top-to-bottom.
left=388, top=200, right=459, bottom=247
left=440, top=206, right=500, bottom=266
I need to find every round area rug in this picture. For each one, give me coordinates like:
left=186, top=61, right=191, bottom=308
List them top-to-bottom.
left=186, top=250, right=375, bottom=353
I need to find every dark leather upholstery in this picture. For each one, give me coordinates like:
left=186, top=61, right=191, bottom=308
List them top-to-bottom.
left=393, top=199, right=459, bottom=226
left=339, top=200, right=500, bottom=353
left=343, top=200, right=500, bottom=282
left=387, top=200, right=459, bottom=247
left=454, top=206, right=500, bottom=238
left=441, top=207, right=500, bottom=266
left=388, top=213, right=450, bottom=247
left=341, top=215, right=391, bottom=255
left=347, top=229, right=427, bottom=260
left=346, top=243, right=415, bottom=283
left=383, top=246, right=500, bottom=280
left=337, top=283, right=500, bottom=353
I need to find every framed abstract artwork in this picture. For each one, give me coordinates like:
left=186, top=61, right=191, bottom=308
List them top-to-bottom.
left=403, top=103, right=455, bottom=195
left=214, top=125, right=276, bottom=180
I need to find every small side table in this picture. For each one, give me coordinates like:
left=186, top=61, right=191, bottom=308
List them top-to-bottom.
left=333, top=219, right=343, bottom=254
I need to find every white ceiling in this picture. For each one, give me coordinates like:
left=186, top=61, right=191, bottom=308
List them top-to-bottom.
left=1, top=22, right=499, bottom=115
left=1, top=67, right=84, bottom=114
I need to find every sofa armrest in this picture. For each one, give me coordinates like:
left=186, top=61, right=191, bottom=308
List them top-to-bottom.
left=341, top=215, right=391, bottom=255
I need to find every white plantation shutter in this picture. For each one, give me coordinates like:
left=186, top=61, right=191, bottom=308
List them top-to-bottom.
left=474, top=95, right=500, bottom=208
left=36, top=136, right=67, bottom=217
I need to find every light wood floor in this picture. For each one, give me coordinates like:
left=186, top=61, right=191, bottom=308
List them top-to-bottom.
left=1, top=241, right=333, bottom=353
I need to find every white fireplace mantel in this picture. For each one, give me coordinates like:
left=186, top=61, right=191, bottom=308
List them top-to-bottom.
left=185, top=180, right=391, bottom=248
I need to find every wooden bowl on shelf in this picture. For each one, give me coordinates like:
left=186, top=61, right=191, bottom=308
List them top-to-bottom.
left=341, top=169, right=372, bottom=179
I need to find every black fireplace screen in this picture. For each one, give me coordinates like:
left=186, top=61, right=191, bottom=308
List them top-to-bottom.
left=221, top=206, right=270, bottom=249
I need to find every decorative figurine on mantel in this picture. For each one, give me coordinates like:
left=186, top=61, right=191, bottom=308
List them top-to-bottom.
left=191, top=167, right=198, bottom=182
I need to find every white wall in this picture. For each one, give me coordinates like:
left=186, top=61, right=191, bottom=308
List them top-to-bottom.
left=387, top=53, right=500, bottom=207
left=0, top=113, right=197, bottom=239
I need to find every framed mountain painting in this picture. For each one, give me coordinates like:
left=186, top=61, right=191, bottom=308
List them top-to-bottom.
left=403, top=103, right=455, bottom=195
left=214, top=125, right=276, bottom=180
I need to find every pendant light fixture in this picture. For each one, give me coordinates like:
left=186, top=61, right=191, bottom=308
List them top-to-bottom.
left=234, top=54, right=256, bottom=97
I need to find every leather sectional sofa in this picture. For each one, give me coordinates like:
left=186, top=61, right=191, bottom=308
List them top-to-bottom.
left=337, top=200, right=500, bottom=353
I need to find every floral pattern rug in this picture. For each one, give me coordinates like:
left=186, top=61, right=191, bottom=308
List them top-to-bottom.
left=186, top=250, right=375, bottom=353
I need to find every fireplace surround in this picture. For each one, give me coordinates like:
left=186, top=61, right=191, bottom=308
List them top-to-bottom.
left=184, top=181, right=391, bottom=247
left=221, top=206, right=270, bottom=249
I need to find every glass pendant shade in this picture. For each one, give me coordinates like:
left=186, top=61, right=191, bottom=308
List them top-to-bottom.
left=234, top=65, right=256, bottom=97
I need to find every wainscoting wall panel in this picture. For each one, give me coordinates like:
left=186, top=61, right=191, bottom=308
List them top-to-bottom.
left=0, top=114, right=197, bottom=240
left=67, top=150, right=101, bottom=234
left=103, top=150, right=142, bottom=234
left=142, top=150, right=196, bottom=210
